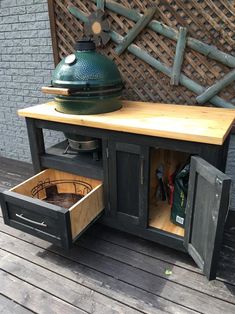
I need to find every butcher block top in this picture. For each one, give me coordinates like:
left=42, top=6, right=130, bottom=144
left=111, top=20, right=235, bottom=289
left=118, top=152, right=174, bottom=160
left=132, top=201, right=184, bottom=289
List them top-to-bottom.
left=18, top=100, right=235, bottom=145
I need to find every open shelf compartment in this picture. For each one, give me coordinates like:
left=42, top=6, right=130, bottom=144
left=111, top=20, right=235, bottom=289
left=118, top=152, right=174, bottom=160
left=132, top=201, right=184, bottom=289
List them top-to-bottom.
left=41, top=140, right=103, bottom=180
left=149, top=147, right=190, bottom=237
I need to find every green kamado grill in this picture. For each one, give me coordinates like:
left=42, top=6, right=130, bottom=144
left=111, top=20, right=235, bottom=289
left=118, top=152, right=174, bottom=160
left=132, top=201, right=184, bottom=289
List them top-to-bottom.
left=41, top=40, right=124, bottom=159
left=51, top=40, right=124, bottom=115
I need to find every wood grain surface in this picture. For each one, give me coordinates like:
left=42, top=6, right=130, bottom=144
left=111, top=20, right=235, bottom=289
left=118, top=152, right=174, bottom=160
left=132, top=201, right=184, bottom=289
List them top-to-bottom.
left=41, top=86, right=70, bottom=96
left=18, top=101, right=235, bottom=145
left=149, top=147, right=187, bottom=237
left=70, top=184, right=104, bottom=239
left=149, top=202, right=185, bottom=237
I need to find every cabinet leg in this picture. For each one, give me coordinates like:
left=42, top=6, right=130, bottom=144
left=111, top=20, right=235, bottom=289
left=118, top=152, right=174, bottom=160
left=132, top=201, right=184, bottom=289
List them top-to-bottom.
left=26, top=118, right=45, bottom=173
left=199, top=138, right=229, bottom=172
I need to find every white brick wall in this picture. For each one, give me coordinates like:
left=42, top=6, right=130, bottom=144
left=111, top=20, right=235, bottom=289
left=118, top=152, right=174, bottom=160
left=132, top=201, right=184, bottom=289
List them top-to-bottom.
left=0, top=0, right=63, bottom=161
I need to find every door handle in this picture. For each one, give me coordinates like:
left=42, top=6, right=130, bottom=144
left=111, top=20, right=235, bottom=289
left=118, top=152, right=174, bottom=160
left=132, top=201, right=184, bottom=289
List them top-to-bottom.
left=140, top=157, right=144, bottom=185
left=16, top=213, right=47, bottom=227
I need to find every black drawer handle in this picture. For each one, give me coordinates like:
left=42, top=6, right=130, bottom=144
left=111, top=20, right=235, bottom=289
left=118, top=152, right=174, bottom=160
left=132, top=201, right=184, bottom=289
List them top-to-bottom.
left=16, top=213, right=47, bottom=228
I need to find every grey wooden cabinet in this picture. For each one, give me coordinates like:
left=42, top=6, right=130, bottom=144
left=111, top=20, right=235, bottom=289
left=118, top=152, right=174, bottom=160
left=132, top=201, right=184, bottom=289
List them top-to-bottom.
left=0, top=116, right=232, bottom=280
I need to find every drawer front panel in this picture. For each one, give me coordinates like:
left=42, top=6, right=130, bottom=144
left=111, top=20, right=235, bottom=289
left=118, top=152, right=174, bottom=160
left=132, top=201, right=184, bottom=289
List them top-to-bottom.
left=1, top=191, right=71, bottom=248
left=9, top=204, right=61, bottom=237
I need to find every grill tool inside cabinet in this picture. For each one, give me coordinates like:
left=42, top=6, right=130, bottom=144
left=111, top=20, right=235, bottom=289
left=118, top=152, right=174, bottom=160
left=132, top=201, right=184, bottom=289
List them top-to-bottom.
left=1, top=100, right=235, bottom=280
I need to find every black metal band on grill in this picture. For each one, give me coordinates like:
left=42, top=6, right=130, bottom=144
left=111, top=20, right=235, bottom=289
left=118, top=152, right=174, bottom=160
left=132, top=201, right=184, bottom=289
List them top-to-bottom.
left=52, top=83, right=123, bottom=98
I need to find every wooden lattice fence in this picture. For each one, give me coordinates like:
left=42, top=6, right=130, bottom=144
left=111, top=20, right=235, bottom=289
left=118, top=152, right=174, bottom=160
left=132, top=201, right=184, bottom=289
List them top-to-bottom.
left=48, top=0, right=235, bottom=107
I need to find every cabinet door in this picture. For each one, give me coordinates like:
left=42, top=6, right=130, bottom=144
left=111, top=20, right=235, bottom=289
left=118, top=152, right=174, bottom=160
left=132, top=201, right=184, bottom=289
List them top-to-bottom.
left=108, top=142, right=148, bottom=226
left=184, top=156, right=231, bottom=280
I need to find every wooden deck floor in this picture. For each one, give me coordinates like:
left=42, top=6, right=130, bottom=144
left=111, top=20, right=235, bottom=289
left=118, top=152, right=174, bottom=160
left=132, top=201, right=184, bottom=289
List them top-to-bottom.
left=0, top=157, right=235, bottom=314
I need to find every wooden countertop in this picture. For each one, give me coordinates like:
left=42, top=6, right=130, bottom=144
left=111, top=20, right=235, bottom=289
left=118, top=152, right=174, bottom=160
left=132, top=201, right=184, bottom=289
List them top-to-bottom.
left=18, top=100, right=235, bottom=145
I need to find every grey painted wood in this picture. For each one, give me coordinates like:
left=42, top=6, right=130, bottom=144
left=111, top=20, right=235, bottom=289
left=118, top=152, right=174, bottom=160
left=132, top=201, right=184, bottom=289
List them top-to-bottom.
left=91, top=0, right=235, bottom=68
left=96, top=0, right=105, bottom=11
left=70, top=5, right=235, bottom=108
left=115, top=7, right=157, bottom=55
left=171, top=27, right=187, bottom=85
left=110, top=30, right=234, bottom=108
left=197, top=69, right=235, bottom=104
left=26, top=118, right=45, bottom=173
left=35, top=118, right=218, bottom=156
left=101, top=139, right=110, bottom=216
left=42, top=140, right=103, bottom=180
left=108, top=141, right=148, bottom=226
left=109, top=141, right=137, bottom=219
left=116, top=150, right=140, bottom=216
left=184, top=156, right=231, bottom=280
left=0, top=157, right=33, bottom=178
left=0, top=190, right=71, bottom=248
left=101, top=215, right=185, bottom=251
left=90, top=223, right=235, bottom=285
left=0, top=224, right=195, bottom=314
left=87, top=224, right=199, bottom=271
left=1, top=226, right=234, bottom=314
left=79, top=233, right=235, bottom=305
left=0, top=249, right=140, bottom=314
left=0, top=269, right=86, bottom=314
left=0, top=294, right=33, bottom=314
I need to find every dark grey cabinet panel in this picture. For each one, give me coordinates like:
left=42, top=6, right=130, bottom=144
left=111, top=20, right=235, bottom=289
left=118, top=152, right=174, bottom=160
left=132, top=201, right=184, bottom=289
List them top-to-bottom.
left=108, top=142, right=149, bottom=226
left=116, top=150, right=139, bottom=217
left=184, top=156, right=231, bottom=280
left=0, top=191, right=71, bottom=248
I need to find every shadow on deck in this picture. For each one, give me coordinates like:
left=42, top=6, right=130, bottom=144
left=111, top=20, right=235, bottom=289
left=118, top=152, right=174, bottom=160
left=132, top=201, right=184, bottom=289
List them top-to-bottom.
left=0, top=156, right=235, bottom=314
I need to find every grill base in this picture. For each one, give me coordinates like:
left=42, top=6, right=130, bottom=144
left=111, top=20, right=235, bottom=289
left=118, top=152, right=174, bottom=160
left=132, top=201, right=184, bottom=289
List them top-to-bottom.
left=54, top=96, right=122, bottom=115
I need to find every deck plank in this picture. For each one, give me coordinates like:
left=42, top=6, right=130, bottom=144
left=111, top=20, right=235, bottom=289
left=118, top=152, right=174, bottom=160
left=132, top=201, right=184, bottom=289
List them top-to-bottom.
left=0, top=156, right=235, bottom=314
left=0, top=157, right=33, bottom=192
left=1, top=220, right=235, bottom=314
left=0, top=224, right=194, bottom=314
left=1, top=224, right=235, bottom=314
left=86, top=224, right=235, bottom=284
left=88, top=225, right=198, bottom=271
left=78, top=233, right=235, bottom=304
left=218, top=245, right=235, bottom=284
left=0, top=248, right=141, bottom=314
left=0, top=270, right=86, bottom=314
left=0, top=294, right=33, bottom=314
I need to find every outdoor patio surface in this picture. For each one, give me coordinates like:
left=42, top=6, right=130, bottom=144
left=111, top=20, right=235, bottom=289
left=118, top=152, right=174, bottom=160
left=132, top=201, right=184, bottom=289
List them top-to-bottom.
left=0, top=156, right=235, bottom=314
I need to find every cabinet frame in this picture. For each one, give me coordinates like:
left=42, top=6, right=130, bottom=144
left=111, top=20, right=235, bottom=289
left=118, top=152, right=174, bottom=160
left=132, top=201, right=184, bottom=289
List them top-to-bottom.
left=25, top=117, right=231, bottom=256
left=27, top=117, right=229, bottom=172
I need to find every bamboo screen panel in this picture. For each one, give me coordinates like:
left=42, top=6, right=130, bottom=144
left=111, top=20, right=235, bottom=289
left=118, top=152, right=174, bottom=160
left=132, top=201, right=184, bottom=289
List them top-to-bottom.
left=48, top=0, right=235, bottom=106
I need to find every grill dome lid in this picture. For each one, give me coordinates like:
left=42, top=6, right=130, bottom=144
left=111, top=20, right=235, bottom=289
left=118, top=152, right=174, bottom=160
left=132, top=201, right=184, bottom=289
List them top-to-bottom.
left=51, top=40, right=123, bottom=94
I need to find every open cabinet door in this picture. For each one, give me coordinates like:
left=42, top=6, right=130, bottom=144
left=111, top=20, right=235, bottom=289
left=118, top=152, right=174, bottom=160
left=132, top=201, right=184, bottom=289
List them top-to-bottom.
left=184, top=156, right=231, bottom=280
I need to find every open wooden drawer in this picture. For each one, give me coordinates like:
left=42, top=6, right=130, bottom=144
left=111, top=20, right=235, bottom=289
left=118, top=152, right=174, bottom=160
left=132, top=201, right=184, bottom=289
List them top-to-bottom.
left=0, top=169, right=104, bottom=248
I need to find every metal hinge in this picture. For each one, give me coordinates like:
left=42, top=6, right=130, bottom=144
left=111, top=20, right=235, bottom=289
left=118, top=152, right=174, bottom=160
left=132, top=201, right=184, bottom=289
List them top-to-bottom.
left=106, top=147, right=109, bottom=158
left=216, top=177, right=222, bottom=185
